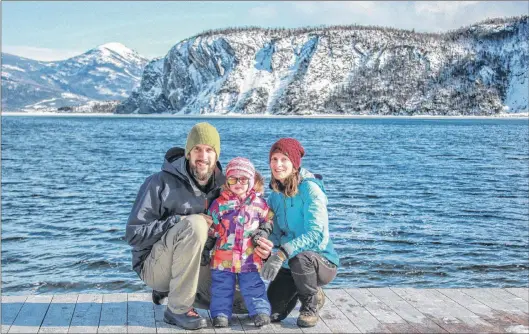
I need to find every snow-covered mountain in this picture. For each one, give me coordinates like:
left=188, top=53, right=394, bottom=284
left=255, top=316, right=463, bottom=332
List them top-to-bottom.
left=116, top=16, right=528, bottom=116
left=2, top=43, right=149, bottom=111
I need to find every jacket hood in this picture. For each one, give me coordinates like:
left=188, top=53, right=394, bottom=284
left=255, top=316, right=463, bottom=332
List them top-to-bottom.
left=161, top=146, right=224, bottom=194
left=268, top=168, right=326, bottom=194
left=299, top=168, right=326, bottom=195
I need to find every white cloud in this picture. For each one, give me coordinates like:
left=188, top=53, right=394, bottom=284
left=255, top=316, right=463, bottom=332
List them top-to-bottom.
left=288, top=1, right=526, bottom=32
left=290, top=1, right=394, bottom=28
left=295, top=1, right=376, bottom=14
left=342, top=1, right=377, bottom=12
left=415, top=1, right=480, bottom=15
left=292, top=2, right=319, bottom=15
left=248, top=5, right=278, bottom=20
left=3, top=45, right=83, bottom=61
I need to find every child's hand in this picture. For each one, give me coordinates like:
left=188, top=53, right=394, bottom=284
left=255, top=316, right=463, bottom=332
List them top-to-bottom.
left=255, top=238, right=273, bottom=259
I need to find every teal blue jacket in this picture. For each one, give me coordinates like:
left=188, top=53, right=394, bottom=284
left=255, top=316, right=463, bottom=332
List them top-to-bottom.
left=267, top=168, right=340, bottom=269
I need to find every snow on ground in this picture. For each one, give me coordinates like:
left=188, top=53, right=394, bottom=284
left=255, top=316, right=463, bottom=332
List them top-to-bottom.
left=2, top=64, right=26, bottom=72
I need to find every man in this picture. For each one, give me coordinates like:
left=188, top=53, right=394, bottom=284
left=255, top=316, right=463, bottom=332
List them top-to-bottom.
left=125, top=122, right=273, bottom=330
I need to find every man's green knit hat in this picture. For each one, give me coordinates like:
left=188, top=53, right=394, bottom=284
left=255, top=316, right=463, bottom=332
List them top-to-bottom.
left=185, top=122, right=221, bottom=158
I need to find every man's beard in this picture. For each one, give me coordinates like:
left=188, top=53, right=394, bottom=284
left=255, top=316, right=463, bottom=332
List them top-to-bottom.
left=190, top=160, right=214, bottom=185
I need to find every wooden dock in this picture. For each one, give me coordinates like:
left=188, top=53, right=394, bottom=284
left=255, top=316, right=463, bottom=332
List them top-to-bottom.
left=2, top=288, right=528, bottom=333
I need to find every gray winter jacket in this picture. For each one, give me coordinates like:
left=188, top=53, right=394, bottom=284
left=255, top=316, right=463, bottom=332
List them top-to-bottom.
left=125, top=147, right=225, bottom=276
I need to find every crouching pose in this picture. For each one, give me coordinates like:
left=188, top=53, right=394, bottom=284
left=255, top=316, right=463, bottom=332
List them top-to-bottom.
left=262, top=138, right=340, bottom=328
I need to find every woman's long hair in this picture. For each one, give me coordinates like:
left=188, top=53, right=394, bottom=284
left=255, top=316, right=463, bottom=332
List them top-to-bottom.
left=270, top=169, right=300, bottom=197
left=253, top=172, right=265, bottom=194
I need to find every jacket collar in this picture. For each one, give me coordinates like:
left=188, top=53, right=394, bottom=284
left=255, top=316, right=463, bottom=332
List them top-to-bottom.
left=220, top=188, right=257, bottom=204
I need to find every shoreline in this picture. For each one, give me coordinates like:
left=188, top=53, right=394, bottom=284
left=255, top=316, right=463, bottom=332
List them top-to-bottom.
left=2, top=111, right=528, bottom=120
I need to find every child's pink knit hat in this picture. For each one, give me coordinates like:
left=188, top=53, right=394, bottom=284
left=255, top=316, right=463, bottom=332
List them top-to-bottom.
left=226, top=157, right=256, bottom=192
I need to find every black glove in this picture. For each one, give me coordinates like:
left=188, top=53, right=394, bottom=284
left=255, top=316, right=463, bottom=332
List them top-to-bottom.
left=250, top=229, right=269, bottom=247
left=201, top=236, right=216, bottom=266
left=201, top=248, right=211, bottom=266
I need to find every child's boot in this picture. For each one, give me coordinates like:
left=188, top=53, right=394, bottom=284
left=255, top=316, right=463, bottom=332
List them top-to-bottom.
left=253, top=314, right=271, bottom=327
left=213, top=316, right=229, bottom=327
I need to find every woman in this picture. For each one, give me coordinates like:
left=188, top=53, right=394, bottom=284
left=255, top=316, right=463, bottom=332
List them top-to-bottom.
left=259, top=137, right=340, bottom=328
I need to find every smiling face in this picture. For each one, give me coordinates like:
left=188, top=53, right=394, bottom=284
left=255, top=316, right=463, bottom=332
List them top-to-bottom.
left=188, top=144, right=217, bottom=185
left=270, top=152, right=294, bottom=183
left=227, top=176, right=250, bottom=198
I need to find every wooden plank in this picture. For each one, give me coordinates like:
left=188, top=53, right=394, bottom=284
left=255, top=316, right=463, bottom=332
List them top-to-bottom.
left=325, top=288, right=390, bottom=333
left=345, top=288, right=419, bottom=333
left=368, top=288, right=447, bottom=333
left=391, top=288, right=475, bottom=333
left=505, top=288, right=529, bottom=302
left=428, top=289, right=501, bottom=333
left=438, top=289, right=525, bottom=332
left=460, top=289, right=529, bottom=326
left=460, top=289, right=521, bottom=313
left=483, top=289, right=529, bottom=313
left=3, top=290, right=528, bottom=333
left=97, top=293, right=127, bottom=333
left=127, top=293, right=156, bottom=333
left=38, top=294, right=78, bottom=333
left=68, top=294, right=103, bottom=333
left=1, top=295, right=28, bottom=333
left=9, top=295, right=52, bottom=333
left=318, top=296, right=360, bottom=333
left=153, top=303, right=187, bottom=333
left=288, top=305, right=332, bottom=334
left=194, top=308, right=216, bottom=333
left=211, top=311, right=245, bottom=333
left=236, top=314, right=275, bottom=333
left=269, top=315, right=303, bottom=333
left=503, top=324, right=529, bottom=333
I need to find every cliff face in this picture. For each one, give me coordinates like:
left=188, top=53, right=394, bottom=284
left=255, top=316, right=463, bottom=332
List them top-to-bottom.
left=117, top=16, right=528, bottom=116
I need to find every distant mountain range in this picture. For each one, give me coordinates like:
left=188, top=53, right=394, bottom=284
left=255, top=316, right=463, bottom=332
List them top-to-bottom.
left=3, top=16, right=528, bottom=116
left=117, top=16, right=528, bottom=116
left=1, top=43, right=149, bottom=111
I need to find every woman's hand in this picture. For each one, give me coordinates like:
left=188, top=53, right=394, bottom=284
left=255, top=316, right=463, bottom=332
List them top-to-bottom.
left=254, top=237, right=273, bottom=259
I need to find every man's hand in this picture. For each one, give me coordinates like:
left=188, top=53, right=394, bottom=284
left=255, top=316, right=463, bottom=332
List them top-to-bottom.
left=199, top=214, right=213, bottom=228
left=201, top=236, right=216, bottom=266
left=254, top=237, right=273, bottom=259
left=261, top=249, right=286, bottom=281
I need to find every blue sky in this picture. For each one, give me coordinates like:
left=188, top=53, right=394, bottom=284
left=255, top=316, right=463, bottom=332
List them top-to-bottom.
left=2, top=1, right=528, bottom=61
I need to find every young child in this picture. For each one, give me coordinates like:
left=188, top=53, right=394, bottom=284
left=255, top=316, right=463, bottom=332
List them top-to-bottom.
left=204, top=157, right=273, bottom=328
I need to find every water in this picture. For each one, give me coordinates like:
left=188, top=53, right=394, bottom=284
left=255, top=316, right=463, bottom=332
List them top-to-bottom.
left=1, top=116, right=528, bottom=294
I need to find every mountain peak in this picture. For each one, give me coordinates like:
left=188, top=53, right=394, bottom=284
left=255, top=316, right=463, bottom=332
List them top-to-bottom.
left=2, top=42, right=149, bottom=111
left=96, top=42, right=137, bottom=58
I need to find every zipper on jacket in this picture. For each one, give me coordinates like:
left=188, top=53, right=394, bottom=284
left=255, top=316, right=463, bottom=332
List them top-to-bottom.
left=282, top=196, right=291, bottom=237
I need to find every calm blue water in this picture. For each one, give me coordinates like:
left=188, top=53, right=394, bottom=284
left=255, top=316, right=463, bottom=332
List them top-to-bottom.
left=2, top=116, right=528, bottom=295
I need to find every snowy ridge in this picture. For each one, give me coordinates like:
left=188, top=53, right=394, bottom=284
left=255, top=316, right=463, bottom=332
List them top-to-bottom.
left=117, top=16, right=528, bottom=115
left=2, top=43, right=149, bottom=111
